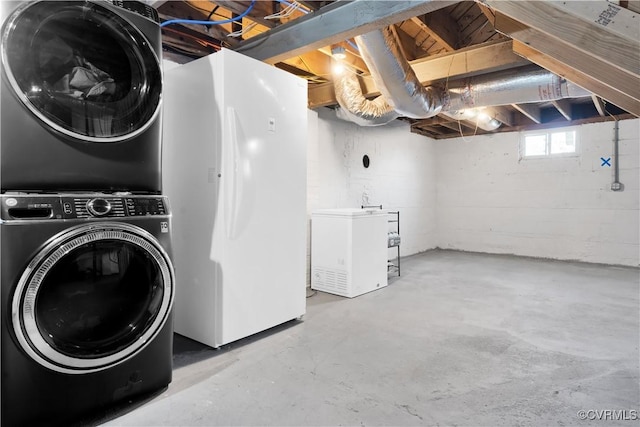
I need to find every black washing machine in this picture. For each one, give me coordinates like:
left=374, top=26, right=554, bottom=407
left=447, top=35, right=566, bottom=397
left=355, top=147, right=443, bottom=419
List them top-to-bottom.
left=0, top=1, right=163, bottom=193
left=0, top=194, right=175, bottom=426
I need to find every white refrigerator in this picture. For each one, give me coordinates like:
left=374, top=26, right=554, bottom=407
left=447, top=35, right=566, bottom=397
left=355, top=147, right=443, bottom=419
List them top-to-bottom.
left=162, top=49, right=308, bottom=348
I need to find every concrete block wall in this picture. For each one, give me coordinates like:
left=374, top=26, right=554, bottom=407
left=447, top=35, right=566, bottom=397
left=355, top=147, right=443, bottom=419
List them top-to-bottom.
left=164, top=55, right=638, bottom=269
left=307, top=108, right=439, bottom=282
left=436, top=119, right=640, bottom=267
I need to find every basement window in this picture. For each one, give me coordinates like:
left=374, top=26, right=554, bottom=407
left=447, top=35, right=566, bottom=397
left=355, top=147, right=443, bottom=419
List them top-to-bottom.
left=520, top=128, right=578, bottom=159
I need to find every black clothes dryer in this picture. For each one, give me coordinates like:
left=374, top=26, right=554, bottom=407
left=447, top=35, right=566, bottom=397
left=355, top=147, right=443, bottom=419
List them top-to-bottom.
left=0, top=1, right=163, bottom=193
left=0, top=194, right=175, bottom=426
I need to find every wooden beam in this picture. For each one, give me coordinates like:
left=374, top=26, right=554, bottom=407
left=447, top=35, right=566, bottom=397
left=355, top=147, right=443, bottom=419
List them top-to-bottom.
left=234, top=0, right=457, bottom=63
left=485, top=0, right=640, bottom=78
left=219, top=1, right=277, bottom=29
left=295, top=1, right=321, bottom=11
left=625, top=1, right=640, bottom=14
left=477, top=2, right=497, bottom=26
left=410, top=8, right=459, bottom=52
left=492, top=9, right=640, bottom=116
left=389, top=25, right=413, bottom=62
left=394, top=25, right=423, bottom=61
left=511, top=38, right=640, bottom=116
left=308, top=39, right=530, bottom=108
left=410, top=39, right=529, bottom=85
left=316, top=46, right=368, bottom=74
left=282, top=50, right=333, bottom=82
left=308, top=75, right=377, bottom=109
left=591, top=95, right=607, bottom=117
left=552, top=99, right=573, bottom=120
left=512, top=103, right=542, bottom=124
left=484, top=106, right=514, bottom=127
left=492, top=113, right=635, bottom=134
left=411, top=116, right=459, bottom=127
left=438, top=120, right=466, bottom=132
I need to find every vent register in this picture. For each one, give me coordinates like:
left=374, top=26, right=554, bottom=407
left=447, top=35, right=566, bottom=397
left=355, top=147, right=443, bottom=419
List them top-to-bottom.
left=312, top=267, right=349, bottom=294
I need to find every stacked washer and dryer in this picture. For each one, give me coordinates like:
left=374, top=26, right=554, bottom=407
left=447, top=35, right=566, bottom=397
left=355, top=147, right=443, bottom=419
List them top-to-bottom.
left=0, top=1, right=175, bottom=426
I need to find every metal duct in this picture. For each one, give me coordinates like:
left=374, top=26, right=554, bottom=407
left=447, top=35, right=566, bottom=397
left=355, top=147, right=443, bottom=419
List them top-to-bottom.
left=335, top=26, right=592, bottom=129
left=355, top=27, right=444, bottom=118
left=443, top=65, right=591, bottom=111
left=333, top=67, right=399, bottom=126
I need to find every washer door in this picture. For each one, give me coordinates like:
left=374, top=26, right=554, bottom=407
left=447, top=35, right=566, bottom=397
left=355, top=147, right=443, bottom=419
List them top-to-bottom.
left=1, top=0, right=161, bottom=142
left=12, top=222, right=174, bottom=374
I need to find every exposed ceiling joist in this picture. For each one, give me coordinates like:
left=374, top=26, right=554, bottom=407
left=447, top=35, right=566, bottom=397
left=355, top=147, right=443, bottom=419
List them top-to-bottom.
left=219, top=0, right=278, bottom=29
left=234, top=0, right=457, bottom=64
left=485, top=0, right=639, bottom=75
left=625, top=0, right=640, bottom=14
left=295, top=1, right=322, bottom=11
left=485, top=1, right=639, bottom=115
left=410, top=9, right=459, bottom=52
left=491, top=10, right=640, bottom=116
left=394, top=25, right=424, bottom=60
left=308, top=39, right=529, bottom=108
left=511, top=39, right=640, bottom=116
left=316, top=46, right=368, bottom=74
left=591, top=95, right=607, bottom=117
left=552, top=99, right=573, bottom=121
left=512, top=103, right=542, bottom=124
left=485, top=106, right=514, bottom=127
left=412, top=116, right=461, bottom=127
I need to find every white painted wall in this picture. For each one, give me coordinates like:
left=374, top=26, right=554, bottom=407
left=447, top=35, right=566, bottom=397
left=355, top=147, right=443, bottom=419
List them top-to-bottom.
left=164, top=56, right=638, bottom=269
left=308, top=108, right=439, bottom=258
left=436, top=119, right=640, bottom=267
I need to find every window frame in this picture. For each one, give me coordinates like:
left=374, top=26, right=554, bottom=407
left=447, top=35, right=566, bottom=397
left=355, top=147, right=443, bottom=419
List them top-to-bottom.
left=519, top=127, right=580, bottom=160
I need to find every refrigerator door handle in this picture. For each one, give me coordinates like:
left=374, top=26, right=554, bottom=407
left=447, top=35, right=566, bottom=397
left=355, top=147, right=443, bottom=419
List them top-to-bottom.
left=225, top=107, right=243, bottom=239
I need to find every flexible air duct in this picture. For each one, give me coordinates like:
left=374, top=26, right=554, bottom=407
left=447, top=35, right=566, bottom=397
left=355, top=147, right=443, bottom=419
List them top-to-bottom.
left=335, top=26, right=591, bottom=129
left=356, top=27, right=444, bottom=118
left=333, top=65, right=399, bottom=126
left=443, top=65, right=591, bottom=111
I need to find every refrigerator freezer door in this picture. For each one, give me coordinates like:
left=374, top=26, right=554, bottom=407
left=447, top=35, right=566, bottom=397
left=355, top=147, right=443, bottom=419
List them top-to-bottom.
left=164, top=48, right=307, bottom=348
left=210, top=49, right=307, bottom=347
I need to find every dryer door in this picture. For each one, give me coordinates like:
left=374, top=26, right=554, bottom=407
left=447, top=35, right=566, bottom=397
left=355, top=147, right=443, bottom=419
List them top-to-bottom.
left=1, top=0, right=161, bottom=142
left=12, top=222, right=174, bottom=374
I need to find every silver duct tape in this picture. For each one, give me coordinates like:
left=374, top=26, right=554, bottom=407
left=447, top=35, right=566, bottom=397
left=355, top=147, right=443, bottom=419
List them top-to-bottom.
left=356, top=28, right=443, bottom=119
left=444, top=66, right=591, bottom=111
left=333, top=68, right=399, bottom=126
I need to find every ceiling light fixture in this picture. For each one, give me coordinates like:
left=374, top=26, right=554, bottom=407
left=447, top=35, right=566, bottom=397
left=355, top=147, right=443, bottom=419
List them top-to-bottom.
left=331, top=45, right=346, bottom=60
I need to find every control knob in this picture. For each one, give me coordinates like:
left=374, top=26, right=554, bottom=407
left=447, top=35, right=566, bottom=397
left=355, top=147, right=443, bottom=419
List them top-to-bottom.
left=86, top=198, right=112, bottom=217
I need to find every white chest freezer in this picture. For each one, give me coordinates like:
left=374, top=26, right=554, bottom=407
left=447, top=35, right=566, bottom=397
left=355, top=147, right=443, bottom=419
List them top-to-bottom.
left=311, top=208, right=389, bottom=298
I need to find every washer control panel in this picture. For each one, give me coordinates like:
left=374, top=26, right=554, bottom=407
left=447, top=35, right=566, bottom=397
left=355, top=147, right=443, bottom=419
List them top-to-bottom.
left=1, top=195, right=169, bottom=220
left=125, top=197, right=166, bottom=216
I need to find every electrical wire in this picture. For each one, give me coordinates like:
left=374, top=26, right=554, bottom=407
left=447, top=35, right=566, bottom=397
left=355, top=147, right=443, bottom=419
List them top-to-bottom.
left=160, top=0, right=257, bottom=28
left=274, top=0, right=308, bottom=14
left=272, top=1, right=359, bottom=53
left=264, top=2, right=298, bottom=20
left=228, top=21, right=258, bottom=38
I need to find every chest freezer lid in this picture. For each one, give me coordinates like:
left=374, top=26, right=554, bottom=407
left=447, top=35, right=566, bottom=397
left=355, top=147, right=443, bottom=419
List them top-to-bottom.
left=312, top=208, right=388, bottom=218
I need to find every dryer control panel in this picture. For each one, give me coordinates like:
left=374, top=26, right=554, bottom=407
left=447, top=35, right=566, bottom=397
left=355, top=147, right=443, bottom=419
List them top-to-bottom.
left=1, top=195, right=169, bottom=220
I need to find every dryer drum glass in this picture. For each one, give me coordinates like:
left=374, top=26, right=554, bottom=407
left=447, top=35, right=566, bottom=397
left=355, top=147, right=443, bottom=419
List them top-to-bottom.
left=2, top=1, right=161, bottom=140
left=34, top=239, right=164, bottom=358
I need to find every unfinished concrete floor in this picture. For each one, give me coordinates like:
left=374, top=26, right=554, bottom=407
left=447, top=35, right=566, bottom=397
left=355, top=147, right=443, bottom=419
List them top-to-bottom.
left=104, top=250, right=639, bottom=426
